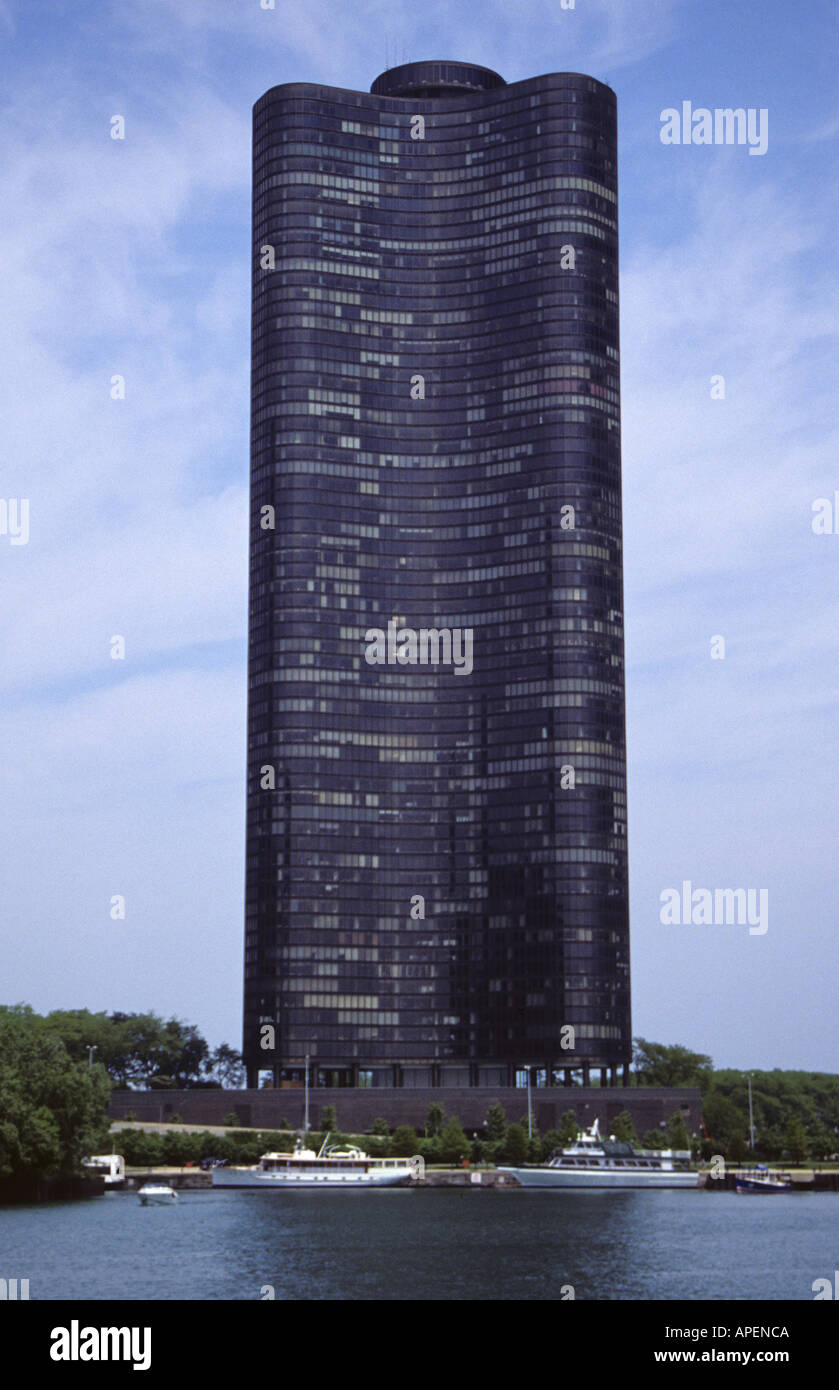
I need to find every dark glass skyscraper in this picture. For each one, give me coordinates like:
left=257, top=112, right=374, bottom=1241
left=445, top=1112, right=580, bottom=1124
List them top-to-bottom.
left=244, top=60, right=630, bottom=1090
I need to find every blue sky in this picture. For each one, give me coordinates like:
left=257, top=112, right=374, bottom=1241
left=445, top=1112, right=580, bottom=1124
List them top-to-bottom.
left=1, top=0, right=837, bottom=1072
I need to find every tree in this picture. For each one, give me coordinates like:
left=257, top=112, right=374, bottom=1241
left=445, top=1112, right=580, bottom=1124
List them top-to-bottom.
left=0, top=1005, right=111, bottom=1180
left=632, top=1039, right=713, bottom=1092
left=204, top=1043, right=245, bottom=1089
left=703, top=1092, right=747, bottom=1154
left=425, top=1102, right=446, bottom=1137
left=485, top=1103, right=507, bottom=1142
left=319, top=1104, right=338, bottom=1133
left=558, top=1110, right=580, bottom=1145
left=609, top=1111, right=638, bottom=1143
left=665, top=1111, right=690, bottom=1150
left=369, top=1117, right=390, bottom=1137
left=439, top=1117, right=470, bottom=1165
left=784, top=1117, right=809, bottom=1165
left=501, top=1123, right=529, bottom=1165
left=390, top=1125, right=419, bottom=1157
left=112, top=1128, right=164, bottom=1167
left=539, top=1129, right=566, bottom=1160
left=642, top=1129, right=665, bottom=1150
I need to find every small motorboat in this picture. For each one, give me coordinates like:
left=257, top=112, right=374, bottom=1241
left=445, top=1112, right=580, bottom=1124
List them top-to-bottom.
left=735, top=1166, right=792, bottom=1193
left=137, top=1183, right=178, bottom=1205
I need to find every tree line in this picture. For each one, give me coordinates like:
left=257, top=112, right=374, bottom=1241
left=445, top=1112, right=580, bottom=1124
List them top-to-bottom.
left=2, top=1005, right=837, bottom=1185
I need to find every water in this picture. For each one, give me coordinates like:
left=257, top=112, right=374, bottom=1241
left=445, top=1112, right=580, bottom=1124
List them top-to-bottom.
left=2, top=1189, right=834, bottom=1300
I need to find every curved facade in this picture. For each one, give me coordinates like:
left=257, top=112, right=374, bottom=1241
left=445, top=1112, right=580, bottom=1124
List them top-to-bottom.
left=244, top=61, right=630, bottom=1089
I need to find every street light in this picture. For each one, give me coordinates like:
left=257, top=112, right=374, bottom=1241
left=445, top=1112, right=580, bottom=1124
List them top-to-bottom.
left=87, top=1045, right=97, bottom=1069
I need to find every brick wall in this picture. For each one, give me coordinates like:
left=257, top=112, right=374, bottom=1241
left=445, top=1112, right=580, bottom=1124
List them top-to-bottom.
left=109, top=1086, right=701, bottom=1136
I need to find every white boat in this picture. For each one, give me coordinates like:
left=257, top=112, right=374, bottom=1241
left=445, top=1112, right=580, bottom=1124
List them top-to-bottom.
left=499, top=1119, right=699, bottom=1189
left=212, top=1134, right=422, bottom=1188
left=82, top=1153, right=126, bottom=1187
left=137, top=1184, right=178, bottom=1205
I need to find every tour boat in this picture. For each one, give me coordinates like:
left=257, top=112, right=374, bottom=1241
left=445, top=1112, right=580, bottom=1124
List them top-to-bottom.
left=498, top=1119, right=698, bottom=1188
left=212, top=1134, right=422, bottom=1188
left=734, top=1167, right=792, bottom=1193
left=137, top=1183, right=178, bottom=1205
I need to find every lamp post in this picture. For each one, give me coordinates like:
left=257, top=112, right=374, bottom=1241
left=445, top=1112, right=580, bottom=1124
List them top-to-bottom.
left=87, top=1045, right=97, bottom=1070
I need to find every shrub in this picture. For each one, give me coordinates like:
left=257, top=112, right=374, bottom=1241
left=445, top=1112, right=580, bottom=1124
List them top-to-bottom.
left=484, top=1103, right=507, bottom=1142
left=439, top=1117, right=471, bottom=1165
left=500, top=1123, right=529, bottom=1165
left=390, top=1124, right=419, bottom=1157
left=113, top=1128, right=164, bottom=1168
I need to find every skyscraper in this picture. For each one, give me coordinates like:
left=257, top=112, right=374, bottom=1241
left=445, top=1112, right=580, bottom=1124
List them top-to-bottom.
left=244, top=60, right=630, bottom=1091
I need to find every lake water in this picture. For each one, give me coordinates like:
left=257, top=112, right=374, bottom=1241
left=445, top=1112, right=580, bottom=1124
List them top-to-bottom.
left=2, top=1188, right=833, bottom=1301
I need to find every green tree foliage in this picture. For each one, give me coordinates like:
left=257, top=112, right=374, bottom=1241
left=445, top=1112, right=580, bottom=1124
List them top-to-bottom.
left=0, top=1005, right=111, bottom=1179
left=41, top=1009, right=242, bottom=1089
left=632, top=1039, right=713, bottom=1092
left=205, top=1043, right=245, bottom=1088
left=702, top=1091, right=747, bottom=1154
left=425, top=1102, right=446, bottom=1137
left=484, top=1103, right=507, bottom=1142
left=319, top=1105, right=338, bottom=1133
left=558, top=1109, right=580, bottom=1145
left=609, top=1111, right=638, bottom=1143
left=665, top=1111, right=691, bottom=1150
left=369, top=1117, right=390, bottom=1136
left=439, top=1117, right=470, bottom=1165
left=784, top=1117, right=809, bottom=1165
left=501, top=1123, right=529, bottom=1165
left=390, top=1124, right=419, bottom=1157
left=112, top=1128, right=165, bottom=1167
left=539, top=1129, right=566, bottom=1160
left=641, top=1129, right=665, bottom=1150
left=526, top=1136, right=542, bottom=1162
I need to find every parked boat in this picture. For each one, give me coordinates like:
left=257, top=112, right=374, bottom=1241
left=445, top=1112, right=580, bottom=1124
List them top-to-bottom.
left=499, top=1119, right=698, bottom=1188
left=212, top=1134, right=421, bottom=1188
left=82, top=1154, right=125, bottom=1187
left=735, top=1166, right=792, bottom=1193
left=137, top=1184, right=178, bottom=1205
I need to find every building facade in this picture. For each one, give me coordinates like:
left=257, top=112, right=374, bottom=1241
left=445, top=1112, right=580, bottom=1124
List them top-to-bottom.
left=244, top=60, right=630, bottom=1090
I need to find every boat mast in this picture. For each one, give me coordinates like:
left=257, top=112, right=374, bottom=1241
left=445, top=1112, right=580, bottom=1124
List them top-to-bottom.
left=304, top=1050, right=310, bottom=1133
left=747, top=1073, right=755, bottom=1151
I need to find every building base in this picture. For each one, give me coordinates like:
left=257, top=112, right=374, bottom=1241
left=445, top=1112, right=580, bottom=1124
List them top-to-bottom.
left=109, top=1086, right=701, bottom=1138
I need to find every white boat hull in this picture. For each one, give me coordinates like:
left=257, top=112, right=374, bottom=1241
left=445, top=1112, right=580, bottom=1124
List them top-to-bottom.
left=212, top=1166, right=410, bottom=1189
left=500, top=1167, right=698, bottom=1189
